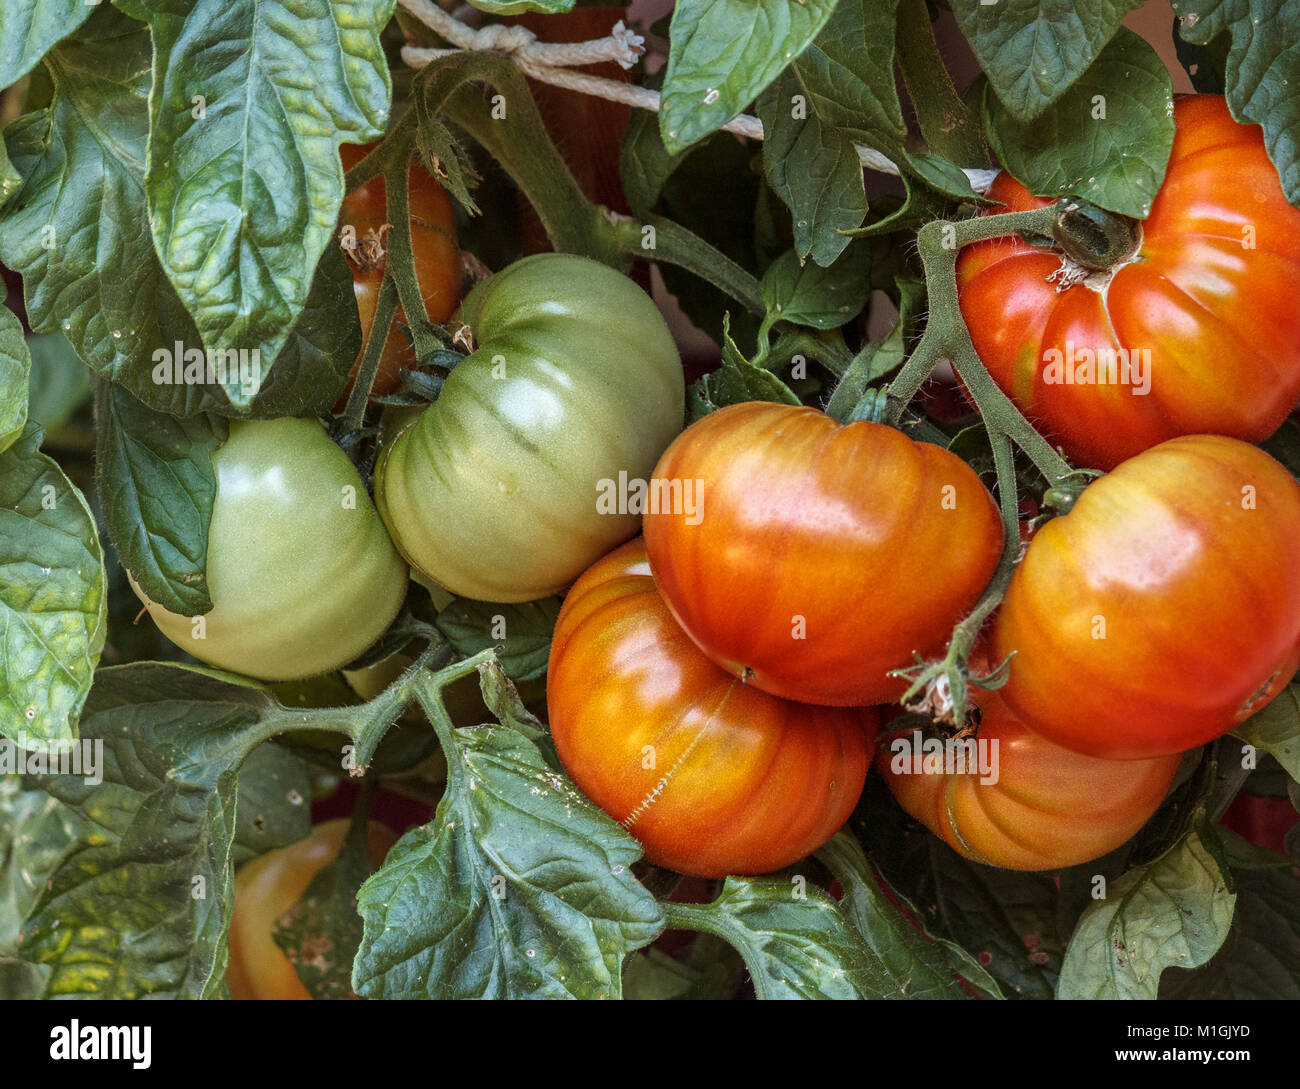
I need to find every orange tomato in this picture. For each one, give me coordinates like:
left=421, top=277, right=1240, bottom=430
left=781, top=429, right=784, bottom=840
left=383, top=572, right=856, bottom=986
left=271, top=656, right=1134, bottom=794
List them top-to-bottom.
left=957, top=95, right=1300, bottom=470
left=336, top=142, right=461, bottom=407
left=642, top=402, right=1004, bottom=706
left=992, top=434, right=1300, bottom=759
left=547, top=538, right=877, bottom=877
left=878, top=693, right=1180, bottom=870
left=227, top=819, right=397, bottom=1000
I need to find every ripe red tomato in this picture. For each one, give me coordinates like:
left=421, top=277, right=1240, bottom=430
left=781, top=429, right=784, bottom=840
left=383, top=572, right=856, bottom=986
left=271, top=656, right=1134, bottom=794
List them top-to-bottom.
left=957, top=95, right=1300, bottom=470
left=336, top=142, right=461, bottom=406
left=642, top=402, right=1004, bottom=706
left=992, top=434, right=1300, bottom=759
left=547, top=538, right=877, bottom=878
left=878, top=693, right=1180, bottom=870
left=227, top=819, right=397, bottom=1000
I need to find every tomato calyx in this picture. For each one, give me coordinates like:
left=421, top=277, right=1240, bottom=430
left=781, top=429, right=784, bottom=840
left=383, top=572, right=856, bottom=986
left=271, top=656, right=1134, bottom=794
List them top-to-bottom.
left=339, top=222, right=391, bottom=273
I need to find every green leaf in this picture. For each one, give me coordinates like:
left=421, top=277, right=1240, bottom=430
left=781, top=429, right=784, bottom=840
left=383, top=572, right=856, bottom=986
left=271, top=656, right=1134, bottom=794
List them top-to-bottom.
left=0, top=0, right=94, bottom=86
left=138, top=0, right=394, bottom=380
left=660, top=0, right=840, bottom=154
left=952, top=0, right=1145, bottom=122
left=1173, top=0, right=1300, bottom=204
left=0, top=6, right=356, bottom=418
left=1171, top=15, right=1230, bottom=93
left=983, top=28, right=1175, bottom=219
left=755, top=71, right=868, bottom=266
left=620, top=98, right=685, bottom=220
left=412, top=109, right=481, bottom=216
left=759, top=245, right=870, bottom=331
left=0, top=306, right=30, bottom=453
left=688, top=316, right=800, bottom=419
left=25, top=332, right=90, bottom=434
left=94, top=383, right=223, bottom=617
left=0, top=423, right=105, bottom=751
left=435, top=597, right=561, bottom=683
left=19, top=664, right=303, bottom=998
left=1233, top=685, right=1300, bottom=784
left=352, top=686, right=664, bottom=998
left=230, top=742, right=313, bottom=868
left=852, top=777, right=1070, bottom=999
left=0, top=779, right=83, bottom=953
left=271, top=816, right=377, bottom=1000
left=1057, top=825, right=1236, bottom=999
left=817, top=833, right=1002, bottom=999
left=1160, top=856, right=1300, bottom=998
left=665, top=877, right=880, bottom=1000
left=621, top=948, right=704, bottom=1000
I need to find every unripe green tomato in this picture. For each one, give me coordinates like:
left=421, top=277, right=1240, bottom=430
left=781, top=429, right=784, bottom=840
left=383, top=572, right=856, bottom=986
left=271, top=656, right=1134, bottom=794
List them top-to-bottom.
left=375, top=253, right=685, bottom=602
left=132, top=418, right=408, bottom=681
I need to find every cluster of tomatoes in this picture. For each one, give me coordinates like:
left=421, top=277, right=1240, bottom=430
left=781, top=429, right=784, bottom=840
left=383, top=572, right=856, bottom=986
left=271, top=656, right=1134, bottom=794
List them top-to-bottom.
left=132, top=97, right=1300, bottom=995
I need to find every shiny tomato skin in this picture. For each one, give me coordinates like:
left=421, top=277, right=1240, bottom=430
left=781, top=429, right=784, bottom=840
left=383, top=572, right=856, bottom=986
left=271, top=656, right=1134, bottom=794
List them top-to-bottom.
left=957, top=96, right=1300, bottom=470
left=338, top=143, right=461, bottom=404
left=375, top=253, right=684, bottom=603
left=642, top=402, right=1004, bottom=706
left=133, top=418, right=408, bottom=681
left=992, top=434, right=1300, bottom=760
left=547, top=538, right=877, bottom=878
left=878, top=694, right=1180, bottom=870
left=227, top=819, right=397, bottom=1000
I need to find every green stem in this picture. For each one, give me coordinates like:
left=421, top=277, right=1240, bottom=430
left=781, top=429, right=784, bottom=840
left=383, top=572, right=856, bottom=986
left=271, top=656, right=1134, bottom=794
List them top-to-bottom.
left=895, top=0, right=988, bottom=167
left=879, top=207, right=1074, bottom=486
left=611, top=215, right=765, bottom=316
left=342, top=274, right=398, bottom=434
left=660, top=901, right=774, bottom=1001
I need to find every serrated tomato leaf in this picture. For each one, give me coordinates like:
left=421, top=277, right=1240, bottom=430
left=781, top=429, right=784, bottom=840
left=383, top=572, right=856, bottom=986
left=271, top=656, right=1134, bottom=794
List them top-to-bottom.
left=952, top=0, right=1145, bottom=123
left=1173, top=0, right=1300, bottom=205
left=984, top=28, right=1175, bottom=219
left=760, top=245, right=870, bottom=331
left=689, top=316, right=800, bottom=420
left=18, top=664, right=308, bottom=998
left=352, top=706, right=663, bottom=999
left=1057, top=824, right=1236, bottom=999
left=817, top=833, right=1002, bottom=999
left=667, top=876, right=882, bottom=1000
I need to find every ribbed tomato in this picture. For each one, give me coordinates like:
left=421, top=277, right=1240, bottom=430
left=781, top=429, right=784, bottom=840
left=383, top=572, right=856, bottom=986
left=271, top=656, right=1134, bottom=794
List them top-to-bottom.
left=957, top=95, right=1300, bottom=470
left=337, top=142, right=461, bottom=405
left=642, top=402, right=1004, bottom=706
left=992, top=434, right=1300, bottom=759
left=547, top=538, right=876, bottom=878
left=878, top=694, right=1180, bottom=870
left=227, top=820, right=397, bottom=1000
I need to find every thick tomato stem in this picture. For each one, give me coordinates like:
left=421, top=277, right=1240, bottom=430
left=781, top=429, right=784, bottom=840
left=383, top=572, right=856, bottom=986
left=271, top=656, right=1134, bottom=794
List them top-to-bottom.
left=876, top=205, right=1075, bottom=486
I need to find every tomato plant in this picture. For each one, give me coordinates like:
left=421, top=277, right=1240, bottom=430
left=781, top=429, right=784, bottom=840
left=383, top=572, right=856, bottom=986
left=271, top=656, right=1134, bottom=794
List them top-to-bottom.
left=5, top=0, right=1300, bottom=1010
left=957, top=96, right=1300, bottom=471
left=337, top=142, right=461, bottom=406
left=376, top=252, right=685, bottom=602
left=643, top=402, right=1003, bottom=706
left=132, top=418, right=409, bottom=681
left=992, top=434, right=1300, bottom=760
left=548, top=538, right=876, bottom=877
left=878, top=693, right=1181, bottom=871
left=227, top=819, right=397, bottom=1000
